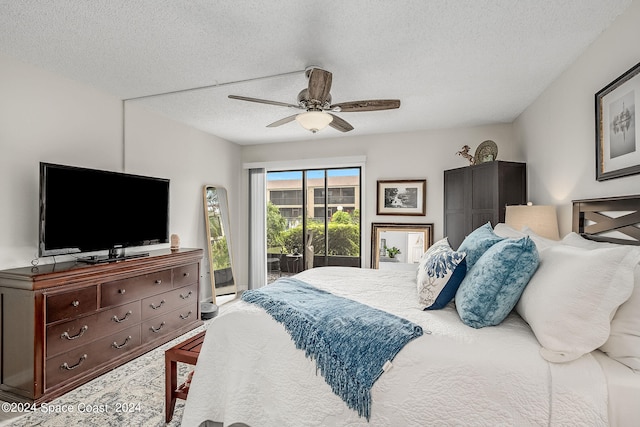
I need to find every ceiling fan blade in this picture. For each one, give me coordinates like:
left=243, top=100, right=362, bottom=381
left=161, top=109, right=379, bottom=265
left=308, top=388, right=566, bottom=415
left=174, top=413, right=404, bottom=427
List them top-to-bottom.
left=307, top=68, right=332, bottom=103
left=228, top=95, right=301, bottom=109
left=330, top=99, right=400, bottom=112
left=266, top=114, right=298, bottom=128
left=328, top=114, right=354, bottom=132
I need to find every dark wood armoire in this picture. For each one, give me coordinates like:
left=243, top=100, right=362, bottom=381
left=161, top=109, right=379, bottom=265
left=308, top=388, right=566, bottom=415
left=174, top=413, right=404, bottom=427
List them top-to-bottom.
left=444, top=161, right=527, bottom=249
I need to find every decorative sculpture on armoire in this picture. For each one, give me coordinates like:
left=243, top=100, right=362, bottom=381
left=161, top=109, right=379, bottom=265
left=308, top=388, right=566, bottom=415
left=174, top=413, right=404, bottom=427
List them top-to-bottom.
left=456, top=145, right=475, bottom=165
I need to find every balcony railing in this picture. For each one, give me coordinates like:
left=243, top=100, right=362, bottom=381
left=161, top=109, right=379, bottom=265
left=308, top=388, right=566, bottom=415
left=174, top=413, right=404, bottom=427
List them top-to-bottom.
left=313, top=196, right=356, bottom=204
left=271, top=198, right=302, bottom=205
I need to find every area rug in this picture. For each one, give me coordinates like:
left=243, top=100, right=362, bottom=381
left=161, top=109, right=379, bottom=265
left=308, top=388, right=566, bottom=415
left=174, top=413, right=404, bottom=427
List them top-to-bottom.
left=3, top=321, right=211, bottom=427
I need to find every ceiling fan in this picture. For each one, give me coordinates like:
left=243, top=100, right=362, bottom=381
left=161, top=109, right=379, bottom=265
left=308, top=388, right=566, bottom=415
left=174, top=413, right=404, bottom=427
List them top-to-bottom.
left=228, top=67, right=400, bottom=133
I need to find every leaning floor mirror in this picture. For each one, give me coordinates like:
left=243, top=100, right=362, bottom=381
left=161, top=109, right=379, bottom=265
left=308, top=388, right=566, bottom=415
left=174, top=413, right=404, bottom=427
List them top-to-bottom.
left=203, top=185, right=237, bottom=306
left=371, top=223, right=434, bottom=270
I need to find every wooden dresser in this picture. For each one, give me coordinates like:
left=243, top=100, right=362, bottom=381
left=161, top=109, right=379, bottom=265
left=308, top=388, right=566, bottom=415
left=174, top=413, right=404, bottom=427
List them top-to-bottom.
left=0, top=248, right=203, bottom=404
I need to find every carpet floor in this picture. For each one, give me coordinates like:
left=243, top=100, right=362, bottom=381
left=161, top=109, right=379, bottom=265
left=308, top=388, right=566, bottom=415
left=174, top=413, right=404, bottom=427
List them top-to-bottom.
left=1, top=320, right=212, bottom=427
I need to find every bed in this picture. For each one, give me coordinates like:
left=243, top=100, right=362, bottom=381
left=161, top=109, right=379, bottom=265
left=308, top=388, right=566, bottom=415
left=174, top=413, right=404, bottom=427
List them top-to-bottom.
left=181, top=195, right=640, bottom=427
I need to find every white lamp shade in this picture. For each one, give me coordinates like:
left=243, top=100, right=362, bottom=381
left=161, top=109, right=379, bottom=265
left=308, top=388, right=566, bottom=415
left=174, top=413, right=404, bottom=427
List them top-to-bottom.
left=295, top=111, right=333, bottom=133
left=505, top=205, right=560, bottom=240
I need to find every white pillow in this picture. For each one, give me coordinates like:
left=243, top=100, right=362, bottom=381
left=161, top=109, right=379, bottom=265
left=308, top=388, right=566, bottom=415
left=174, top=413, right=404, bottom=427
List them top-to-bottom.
left=493, top=223, right=526, bottom=238
left=494, top=223, right=560, bottom=251
left=521, top=226, right=560, bottom=251
left=562, top=232, right=640, bottom=371
left=516, top=243, right=639, bottom=363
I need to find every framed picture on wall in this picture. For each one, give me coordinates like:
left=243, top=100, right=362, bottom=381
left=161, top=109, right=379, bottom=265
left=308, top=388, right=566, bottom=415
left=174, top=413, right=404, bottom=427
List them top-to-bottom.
left=595, top=61, right=640, bottom=181
left=376, top=179, right=426, bottom=215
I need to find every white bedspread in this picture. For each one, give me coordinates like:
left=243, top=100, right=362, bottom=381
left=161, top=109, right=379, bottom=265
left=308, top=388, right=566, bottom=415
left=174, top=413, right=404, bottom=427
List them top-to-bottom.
left=182, top=267, right=608, bottom=427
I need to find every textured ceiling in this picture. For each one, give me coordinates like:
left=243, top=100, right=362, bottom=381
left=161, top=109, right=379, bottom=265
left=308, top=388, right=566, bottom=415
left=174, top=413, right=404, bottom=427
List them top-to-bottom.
left=0, top=0, right=633, bottom=145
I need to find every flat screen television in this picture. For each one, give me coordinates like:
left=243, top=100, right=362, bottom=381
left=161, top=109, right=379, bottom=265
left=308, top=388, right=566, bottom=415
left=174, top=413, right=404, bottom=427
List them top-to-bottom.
left=39, top=162, right=170, bottom=263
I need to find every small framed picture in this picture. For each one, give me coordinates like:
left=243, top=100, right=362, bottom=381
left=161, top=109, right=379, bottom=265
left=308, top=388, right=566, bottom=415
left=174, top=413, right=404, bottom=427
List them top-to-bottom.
left=595, top=61, right=640, bottom=181
left=376, top=179, right=426, bottom=216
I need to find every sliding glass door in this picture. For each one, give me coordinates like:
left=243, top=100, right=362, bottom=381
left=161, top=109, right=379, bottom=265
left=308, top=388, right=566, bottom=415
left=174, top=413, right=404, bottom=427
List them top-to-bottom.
left=267, top=168, right=361, bottom=282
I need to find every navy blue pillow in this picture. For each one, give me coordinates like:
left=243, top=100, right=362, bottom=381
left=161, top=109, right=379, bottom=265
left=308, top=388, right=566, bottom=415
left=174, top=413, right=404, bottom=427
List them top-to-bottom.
left=457, top=222, right=504, bottom=270
left=455, top=236, right=539, bottom=328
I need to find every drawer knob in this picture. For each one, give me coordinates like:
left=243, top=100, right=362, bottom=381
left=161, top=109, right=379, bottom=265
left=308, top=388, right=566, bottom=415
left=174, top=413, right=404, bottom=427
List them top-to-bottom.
left=183, top=272, right=190, bottom=277
left=154, top=279, right=162, bottom=285
left=118, top=289, right=126, bottom=294
left=180, top=291, right=192, bottom=299
left=71, top=300, right=80, bottom=307
left=150, top=300, right=166, bottom=310
left=112, top=310, right=132, bottom=323
left=179, top=310, right=193, bottom=320
left=150, top=322, right=166, bottom=333
left=61, top=325, right=88, bottom=340
left=112, top=336, right=132, bottom=349
left=61, top=354, right=87, bottom=371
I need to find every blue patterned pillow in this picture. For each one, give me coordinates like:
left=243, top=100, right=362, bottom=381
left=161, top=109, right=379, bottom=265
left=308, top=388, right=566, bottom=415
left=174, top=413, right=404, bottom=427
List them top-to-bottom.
left=457, top=222, right=504, bottom=270
left=455, top=236, right=539, bottom=328
left=417, top=238, right=467, bottom=310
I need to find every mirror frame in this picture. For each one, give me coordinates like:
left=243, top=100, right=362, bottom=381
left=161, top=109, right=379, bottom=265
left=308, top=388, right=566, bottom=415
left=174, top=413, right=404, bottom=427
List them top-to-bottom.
left=203, top=185, right=237, bottom=304
left=370, top=222, right=434, bottom=269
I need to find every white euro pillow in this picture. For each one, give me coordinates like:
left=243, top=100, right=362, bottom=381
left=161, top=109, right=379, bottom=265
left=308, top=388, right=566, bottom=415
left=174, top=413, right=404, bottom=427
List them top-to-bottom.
left=493, top=223, right=526, bottom=239
left=494, top=223, right=560, bottom=251
left=521, top=226, right=560, bottom=251
left=562, top=232, right=640, bottom=371
left=516, top=243, right=639, bottom=363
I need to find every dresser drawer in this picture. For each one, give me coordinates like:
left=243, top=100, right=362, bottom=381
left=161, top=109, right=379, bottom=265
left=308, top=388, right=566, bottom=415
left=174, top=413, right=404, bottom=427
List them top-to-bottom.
left=173, top=263, right=198, bottom=288
left=101, top=270, right=172, bottom=308
left=141, top=283, right=198, bottom=320
left=46, top=286, right=98, bottom=323
left=46, top=300, right=142, bottom=358
left=96, top=301, right=142, bottom=337
left=141, top=303, right=198, bottom=344
left=47, top=314, right=98, bottom=358
left=46, top=325, right=141, bottom=389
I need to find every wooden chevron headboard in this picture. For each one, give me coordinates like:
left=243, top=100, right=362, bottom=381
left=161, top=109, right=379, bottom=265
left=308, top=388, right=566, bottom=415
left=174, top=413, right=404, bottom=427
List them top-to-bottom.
left=572, top=195, right=640, bottom=246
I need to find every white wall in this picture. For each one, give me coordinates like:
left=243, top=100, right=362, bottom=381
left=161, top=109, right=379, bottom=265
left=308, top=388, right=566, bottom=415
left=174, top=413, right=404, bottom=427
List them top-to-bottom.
left=514, top=0, right=640, bottom=236
left=0, top=53, right=243, bottom=301
left=0, top=53, right=122, bottom=267
left=123, top=103, right=243, bottom=300
left=242, top=123, right=522, bottom=267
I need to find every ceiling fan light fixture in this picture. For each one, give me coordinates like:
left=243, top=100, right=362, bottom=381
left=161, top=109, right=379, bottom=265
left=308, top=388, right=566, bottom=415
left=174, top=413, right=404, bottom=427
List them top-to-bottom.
left=295, top=111, right=333, bottom=133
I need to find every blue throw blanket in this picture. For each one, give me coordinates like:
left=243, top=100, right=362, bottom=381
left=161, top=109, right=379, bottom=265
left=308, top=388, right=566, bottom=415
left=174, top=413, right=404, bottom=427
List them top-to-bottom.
left=241, top=277, right=423, bottom=420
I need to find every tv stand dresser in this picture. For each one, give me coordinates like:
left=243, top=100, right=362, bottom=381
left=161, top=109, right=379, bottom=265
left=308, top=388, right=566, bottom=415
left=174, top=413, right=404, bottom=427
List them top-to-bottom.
left=0, top=247, right=203, bottom=404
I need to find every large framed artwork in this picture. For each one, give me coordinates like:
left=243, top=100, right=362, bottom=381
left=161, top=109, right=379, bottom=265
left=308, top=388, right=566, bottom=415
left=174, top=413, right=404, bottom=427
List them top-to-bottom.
left=595, top=61, right=640, bottom=181
left=376, top=179, right=426, bottom=216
